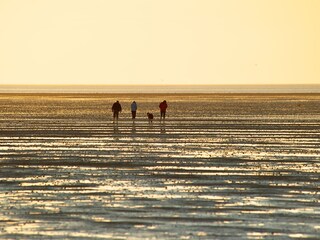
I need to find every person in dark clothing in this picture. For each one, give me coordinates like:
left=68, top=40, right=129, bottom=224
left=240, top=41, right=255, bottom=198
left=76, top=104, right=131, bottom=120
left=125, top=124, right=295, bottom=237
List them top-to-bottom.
left=159, top=100, right=168, bottom=120
left=112, top=101, right=122, bottom=122
left=131, top=101, right=137, bottom=120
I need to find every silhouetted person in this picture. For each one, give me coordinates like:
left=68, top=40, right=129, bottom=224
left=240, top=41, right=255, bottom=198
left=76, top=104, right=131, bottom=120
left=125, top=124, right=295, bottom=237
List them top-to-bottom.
left=112, top=100, right=122, bottom=123
left=159, top=100, right=168, bottom=120
left=131, top=101, right=137, bottom=120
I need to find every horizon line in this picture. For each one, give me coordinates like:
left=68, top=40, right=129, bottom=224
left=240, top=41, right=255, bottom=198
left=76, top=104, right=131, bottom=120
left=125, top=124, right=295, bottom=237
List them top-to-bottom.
left=1, top=83, right=319, bottom=86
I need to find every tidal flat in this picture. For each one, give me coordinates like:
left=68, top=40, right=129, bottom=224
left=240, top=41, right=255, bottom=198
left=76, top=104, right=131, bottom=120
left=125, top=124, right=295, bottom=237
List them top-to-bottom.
left=0, top=93, right=319, bottom=239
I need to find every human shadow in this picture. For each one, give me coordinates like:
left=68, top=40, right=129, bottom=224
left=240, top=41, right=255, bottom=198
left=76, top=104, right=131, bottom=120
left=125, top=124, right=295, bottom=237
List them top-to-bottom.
left=113, top=122, right=119, bottom=134
left=131, top=122, right=136, bottom=134
left=160, top=122, right=166, bottom=134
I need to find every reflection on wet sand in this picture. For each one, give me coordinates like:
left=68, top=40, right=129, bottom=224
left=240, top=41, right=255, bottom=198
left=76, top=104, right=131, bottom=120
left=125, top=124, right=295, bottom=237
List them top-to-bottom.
left=0, top=93, right=319, bottom=239
left=113, top=122, right=119, bottom=134
left=131, top=122, right=136, bottom=134
left=160, top=122, right=166, bottom=134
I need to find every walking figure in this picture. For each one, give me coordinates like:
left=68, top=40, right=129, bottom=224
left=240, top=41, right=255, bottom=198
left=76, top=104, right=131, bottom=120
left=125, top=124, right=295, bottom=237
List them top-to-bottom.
left=112, top=100, right=122, bottom=123
left=159, top=100, right=168, bottom=120
left=131, top=101, right=137, bottom=120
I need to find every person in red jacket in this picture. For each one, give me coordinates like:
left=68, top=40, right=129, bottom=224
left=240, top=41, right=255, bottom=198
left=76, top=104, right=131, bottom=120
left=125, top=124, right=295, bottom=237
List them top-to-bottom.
left=159, top=100, right=168, bottom=120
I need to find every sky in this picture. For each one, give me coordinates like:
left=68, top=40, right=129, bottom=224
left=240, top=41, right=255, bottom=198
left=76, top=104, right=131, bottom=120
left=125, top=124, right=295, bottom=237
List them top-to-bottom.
left=0, top=0, right=319, bottom=85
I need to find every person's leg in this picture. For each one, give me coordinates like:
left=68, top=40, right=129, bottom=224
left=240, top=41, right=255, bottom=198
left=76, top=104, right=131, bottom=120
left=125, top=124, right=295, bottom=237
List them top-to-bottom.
left=113, top=111, right=116, bottom=122
left=115, top=111, right=119, bottom=121
left=132, top=111, right=136, bottom=119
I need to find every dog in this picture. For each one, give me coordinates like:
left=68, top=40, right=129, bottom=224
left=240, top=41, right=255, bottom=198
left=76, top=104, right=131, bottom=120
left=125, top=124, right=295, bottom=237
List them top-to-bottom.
left=147, top=112, right=154, bottom=123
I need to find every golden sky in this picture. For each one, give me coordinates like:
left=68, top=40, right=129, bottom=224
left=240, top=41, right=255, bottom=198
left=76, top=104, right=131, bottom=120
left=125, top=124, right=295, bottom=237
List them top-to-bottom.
left=0, top=0, right=319, bottom=85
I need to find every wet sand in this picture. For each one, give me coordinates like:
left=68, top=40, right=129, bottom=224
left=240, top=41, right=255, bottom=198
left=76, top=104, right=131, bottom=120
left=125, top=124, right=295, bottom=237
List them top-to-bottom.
left=0, top=93, right=319, bottom=239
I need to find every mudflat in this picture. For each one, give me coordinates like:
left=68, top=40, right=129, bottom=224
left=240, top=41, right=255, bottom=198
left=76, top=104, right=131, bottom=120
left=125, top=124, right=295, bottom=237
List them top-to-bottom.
left=0, top=93, right=319, bottom=239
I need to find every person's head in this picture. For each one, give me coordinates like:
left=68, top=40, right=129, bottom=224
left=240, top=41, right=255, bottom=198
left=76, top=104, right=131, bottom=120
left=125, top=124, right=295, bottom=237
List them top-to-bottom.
left=164, top=100, right=166, bottom=103
left=116, top=101, right=119, bottom=103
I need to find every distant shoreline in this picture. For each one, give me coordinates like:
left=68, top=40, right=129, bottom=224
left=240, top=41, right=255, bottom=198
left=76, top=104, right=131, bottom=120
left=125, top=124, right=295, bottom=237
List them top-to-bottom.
left=0, top=84, right=319, bottom=94
left=0, top=93, right=319, bottom=98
